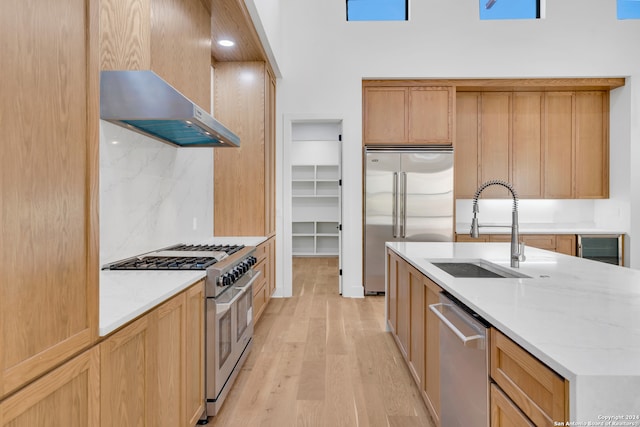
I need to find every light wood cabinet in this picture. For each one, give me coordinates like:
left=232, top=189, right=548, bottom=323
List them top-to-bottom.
left=1, top=0, right=99, bottom=398
left=100, top=0, right=211, bottom=111
left=214, top=62, right=277, bottom=237
left=363, top=84, right=454, bottom=145
left=456, top=89, right=609, bottom=200
left=455, top=92, right=481, bottom=198
left=480, top=92, right=511, bottom=198
left=544, top=92, right=574, bottom=198
left=575, top=92, right=609, bottom=198
left=512, top=93, right=543, bottom=198
left=455, top=233, right=577, bottom=256
left=253, top=237, right=276, bottom=323
left=386, top=248, right=441, bottom=425
left=386, top=250, right=400, bottom=334
left=408, top=265, right=425, bottom=388
left=423, top=277, right=442, bottom=425
left=100, top=281, right=205, bottom=427
left=185, top=283, right=206, bottom=426
left=100, top=314, right=151, bottom=427
left=490, top=329, right=568, bottom=426
left=0, top=347, right=100, bottom=427
left=491, top=383, right=534, bottom=427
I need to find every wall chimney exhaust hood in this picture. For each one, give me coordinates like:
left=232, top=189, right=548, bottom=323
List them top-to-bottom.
left=100, top=70, right=240, bottom=148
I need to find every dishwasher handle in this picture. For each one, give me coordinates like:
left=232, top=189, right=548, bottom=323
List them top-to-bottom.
left=429, top=303, right=485, bottom=348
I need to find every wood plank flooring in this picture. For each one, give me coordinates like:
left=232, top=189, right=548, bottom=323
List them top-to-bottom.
left=208, top=257, right=435, bottom=427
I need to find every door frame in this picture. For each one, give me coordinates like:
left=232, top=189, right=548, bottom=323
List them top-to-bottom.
left=283, top=115, right=344, bottom=296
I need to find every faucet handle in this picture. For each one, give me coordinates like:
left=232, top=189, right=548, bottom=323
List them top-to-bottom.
left=517, top=242, right=526, bottom=262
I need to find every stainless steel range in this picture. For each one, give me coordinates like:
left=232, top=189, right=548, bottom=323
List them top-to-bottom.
left=103, top=243, right=260, bottom=420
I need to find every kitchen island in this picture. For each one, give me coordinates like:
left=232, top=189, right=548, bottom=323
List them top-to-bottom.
left=386, top=241, right=640, bottom=424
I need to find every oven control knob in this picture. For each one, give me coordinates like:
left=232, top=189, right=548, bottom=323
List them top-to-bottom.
left=248, top=256, right=256, bottom=266
left=221, top=275, right=232, bottom=287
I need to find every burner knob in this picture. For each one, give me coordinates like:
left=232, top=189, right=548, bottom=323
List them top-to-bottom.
left=221, top=274, right=232, bottom=287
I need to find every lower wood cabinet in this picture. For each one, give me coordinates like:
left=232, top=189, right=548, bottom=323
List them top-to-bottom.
left=455, top=233, right=576, bottom=256
left=254, top=237, right=276, bottom=324
left=386, top=248, right=441, bottom=425
left=100, top=280, right=205, bottom=427
left=490, top=329, right=568, bottom=426
left=0, top=346, right=100, bottom=427
left=491, top=383, right=534, bottom=427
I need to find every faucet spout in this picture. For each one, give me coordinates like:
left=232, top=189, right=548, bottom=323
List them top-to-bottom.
left=470, top=180, right=525, bottom=268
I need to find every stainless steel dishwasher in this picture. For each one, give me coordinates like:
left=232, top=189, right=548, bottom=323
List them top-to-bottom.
left=430, top=292, right=490, bottom=427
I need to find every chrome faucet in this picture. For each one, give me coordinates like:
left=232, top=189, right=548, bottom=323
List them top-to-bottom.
left=470, top=180, right=526, bottom=268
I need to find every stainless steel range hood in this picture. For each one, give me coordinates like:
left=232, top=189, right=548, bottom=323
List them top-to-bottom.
left=100, top=70, right=240, bottom=148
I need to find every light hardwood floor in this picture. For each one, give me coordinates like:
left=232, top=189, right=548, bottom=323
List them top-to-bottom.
left=207, top=257, right=435, bottom=427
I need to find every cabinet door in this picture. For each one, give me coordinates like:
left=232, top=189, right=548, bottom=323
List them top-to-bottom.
left=1, top=0, right=99, bottom=398
left=214, top=62, right=267, bottom=236
left=265, top=70, right=277, bottom=236
left=363, top=87, right=408, bottom=144
left=409, top=87, right=453, bottom=144
left=575, top=91, right=609, bottom=198
left=455, top=92, right=481, bottom=198
left=544, top=92, right=574, bottom=198
left=480, top=93, right=511, bottom=198
left=512, top=93, right=543, bottom=198
left=521, top=234, right=556, bottom=251
left=555, top=235, right=576, bottom=256
left=386, top=250, right=399, bottom=334
left=396, top=260, right=411, bottom=357
left=408, top=265, right=425, bottom=389
left=424, top=278, right=442, bottom=424
left=186, top=282, right=206, bottom=426
left=152, top=294, right=186, bottom=427
left=101, top=316, right=152, bottom=427
left=0, top=347, right=100, bottom=427
left=490, top=383, right=534, bottom=427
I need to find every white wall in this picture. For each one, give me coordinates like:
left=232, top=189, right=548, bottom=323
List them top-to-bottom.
left=247, top=0, right=640, bottom=296
left=100, top=121, right=214, bottom=265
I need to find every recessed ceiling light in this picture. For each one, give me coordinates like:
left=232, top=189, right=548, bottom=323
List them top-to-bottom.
left=218, top=39, right=235, bottom=47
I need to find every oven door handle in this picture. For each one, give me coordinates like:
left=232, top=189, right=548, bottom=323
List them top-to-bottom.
left=233, top=270, right=261, bottom=292
left=216, top=271, right=262, bottom=311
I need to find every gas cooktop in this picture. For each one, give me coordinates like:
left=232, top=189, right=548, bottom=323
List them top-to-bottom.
left=104, top=243, right=246, bottom=271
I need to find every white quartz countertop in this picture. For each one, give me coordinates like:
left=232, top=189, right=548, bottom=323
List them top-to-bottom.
left=455, top=222, right=626, bottom=235
left=99, top=236, right=267, bottom=336
left=386, top=242, right=640, bottom=421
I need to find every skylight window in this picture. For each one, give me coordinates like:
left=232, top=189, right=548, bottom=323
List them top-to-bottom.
left=346, top=0, right=408, bottom=21
left=480, top=0, right=541, bottom=20
left=618, top=0, right=640, bottom=19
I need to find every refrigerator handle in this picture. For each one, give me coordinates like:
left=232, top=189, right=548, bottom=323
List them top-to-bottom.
left=392, top=172, right=399, bottom=238
left=400, top=172, right=407, bottom=238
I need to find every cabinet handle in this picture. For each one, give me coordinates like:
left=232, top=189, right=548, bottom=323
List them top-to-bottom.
left=393, top=172, right=399, bottom=238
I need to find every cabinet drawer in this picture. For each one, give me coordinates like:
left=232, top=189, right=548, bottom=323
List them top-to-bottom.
left=521, top=235, right=556, bottom=251
left=255, top=242, right=267, bottom=262
left=253, top=281, right=268, bottom=322
left=490, top=329, right=568, bottom=426
left=491, top=383, right=534, bottom=427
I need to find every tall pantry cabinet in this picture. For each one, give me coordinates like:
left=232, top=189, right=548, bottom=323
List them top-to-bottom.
left=0, top=0, right=100, bottom=423
left=214, top=61, right=277, bottom=316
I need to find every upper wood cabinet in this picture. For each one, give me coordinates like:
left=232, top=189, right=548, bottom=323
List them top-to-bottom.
left=1, top=0, right=99, bottom=398
left=100, top=0, right=211, bottom=111
left=214, top=62, right=276, bottom=237
left=363, top=83, right=454, bottom=145
left=456, top=89, right=609, bottom=199
left=455, top=92, right=481, bottom=198
left=480, top=92, right=512, bottom=198
left=512, top=92, right=544, bottom=198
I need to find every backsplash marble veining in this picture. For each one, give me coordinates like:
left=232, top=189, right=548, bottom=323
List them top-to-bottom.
left=100, top=121, right=213, bottom=265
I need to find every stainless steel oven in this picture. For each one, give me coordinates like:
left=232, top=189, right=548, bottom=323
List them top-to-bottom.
left=206, top=267, right=259, bottom=416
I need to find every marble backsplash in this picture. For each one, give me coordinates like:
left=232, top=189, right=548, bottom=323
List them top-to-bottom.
left=100, top=121, right=214, bottom=265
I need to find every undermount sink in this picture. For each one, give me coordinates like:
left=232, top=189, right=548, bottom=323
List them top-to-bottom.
left=430, top=259, right=530, bottom=279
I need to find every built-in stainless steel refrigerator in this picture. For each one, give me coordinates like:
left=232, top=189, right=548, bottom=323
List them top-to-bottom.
left=364, top=147, right=454, bottom=294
